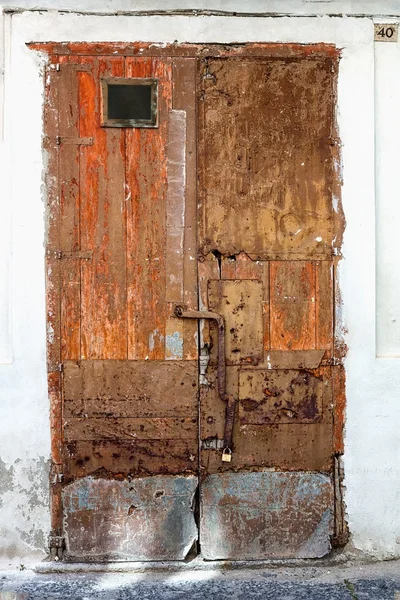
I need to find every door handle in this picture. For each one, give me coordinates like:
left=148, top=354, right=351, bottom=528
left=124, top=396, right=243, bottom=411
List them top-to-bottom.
left=174, top=305, right=235, bottom=460
left=174, top=305, right=226, bottom=401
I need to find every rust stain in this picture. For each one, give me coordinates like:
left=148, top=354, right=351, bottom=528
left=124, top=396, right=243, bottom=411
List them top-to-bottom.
left=238, top=369, right=328, bottom=424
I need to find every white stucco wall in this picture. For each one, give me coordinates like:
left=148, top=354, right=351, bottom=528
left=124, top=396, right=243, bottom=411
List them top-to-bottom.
left=0, top=0, right=400, bottom=566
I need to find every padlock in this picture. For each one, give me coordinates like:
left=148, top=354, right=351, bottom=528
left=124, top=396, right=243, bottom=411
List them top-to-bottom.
left=222, top=448, right=232, bottom=463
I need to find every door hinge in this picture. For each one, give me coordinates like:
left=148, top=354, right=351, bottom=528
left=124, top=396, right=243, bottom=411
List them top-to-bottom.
left=43, top=136, right=93, bottom=147
left=56, top=136, right=93, bottom=146
left=47, top=250, right=93, bottom=261
left=332, top=454, right=349, bottom=547
left=50, top=462, right=64, bottom=483
left=48, top=534, right=65, bottom=561
left=48, top=535, right=65, bottom=549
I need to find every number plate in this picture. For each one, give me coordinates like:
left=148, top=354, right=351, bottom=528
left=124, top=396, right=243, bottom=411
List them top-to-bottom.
left=374, top=24, right=398, bottom=42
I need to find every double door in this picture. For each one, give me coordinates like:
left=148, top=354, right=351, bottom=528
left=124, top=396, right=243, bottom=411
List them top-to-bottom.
left=42, top=43, right=345, bottom=560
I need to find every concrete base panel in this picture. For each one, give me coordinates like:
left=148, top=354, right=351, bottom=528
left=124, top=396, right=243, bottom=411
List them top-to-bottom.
left=200, top=472, right=333, bottom=560
left=62, top=475, right=198, bottom=561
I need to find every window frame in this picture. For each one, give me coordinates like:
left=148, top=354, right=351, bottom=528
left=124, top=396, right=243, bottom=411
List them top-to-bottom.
left=101, top=77, right=158, bottom=128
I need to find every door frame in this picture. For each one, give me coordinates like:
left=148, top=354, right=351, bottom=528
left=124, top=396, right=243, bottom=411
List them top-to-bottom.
left=30, top=40, right=346, bottom=558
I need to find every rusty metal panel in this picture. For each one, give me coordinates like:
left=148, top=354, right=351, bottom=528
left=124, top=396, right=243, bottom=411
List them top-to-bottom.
left=198, top=58, right=337, bottom=260
left=208, top=280, right=264, bottom=365
left=201, top=366, right=333, bottom=474
left=239, top=369, right=325, bottom=425
left=200, top=472, right=333, bottom=559
left=63, top=475, right=198, bottom=560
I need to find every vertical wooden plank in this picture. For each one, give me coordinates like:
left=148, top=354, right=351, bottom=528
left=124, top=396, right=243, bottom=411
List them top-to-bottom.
left=43, top=56, right=63, bottom=538
left=58, top=56, right=81, bottom=361
left=79, top=56, right=127, bottom=360
left=126, top=57, right=172, bottom=360
left=173, top=57, right=198, bottom=360
left=44, top=59, right=61, bottom=374
left=165, top=109, right=186, bottom=360
left=316, top=260, right=333, bottom=353
left=262, top=261, right=270, bottom=351
left=270, top=261, right=316, bottom=350
left=333, top=365, right=346, bottom=455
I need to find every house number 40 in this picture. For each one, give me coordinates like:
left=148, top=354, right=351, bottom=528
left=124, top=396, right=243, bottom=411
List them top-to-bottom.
left=374, top=24, right=398, bottom=42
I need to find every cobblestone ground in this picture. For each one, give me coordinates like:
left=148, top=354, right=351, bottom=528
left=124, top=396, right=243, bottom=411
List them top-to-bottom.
left=0, top=559, right=400, bottom=599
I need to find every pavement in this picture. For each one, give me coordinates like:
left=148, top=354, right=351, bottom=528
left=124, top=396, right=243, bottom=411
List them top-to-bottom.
left=1, top=556, right=400, bottom=599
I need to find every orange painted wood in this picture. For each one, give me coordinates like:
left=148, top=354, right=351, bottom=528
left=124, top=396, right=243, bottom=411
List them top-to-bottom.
left=79, top=56, right=127, bottom=360
left=125, top=58, right=172, bottom=360
left=316, top=260, right=333, bottom=353
left=270, top=261, right=316, bottom=351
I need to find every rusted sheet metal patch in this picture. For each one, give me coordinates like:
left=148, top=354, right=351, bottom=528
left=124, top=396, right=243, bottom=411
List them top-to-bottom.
left=199, top=58, right=337, bottom=260
left=208, top=279, right=264, bottom=365
left=239, top=369, right=326, bottom=424
left=200, top=472, right=333, bottom=559
left=63, top=475, right=198, bottom=560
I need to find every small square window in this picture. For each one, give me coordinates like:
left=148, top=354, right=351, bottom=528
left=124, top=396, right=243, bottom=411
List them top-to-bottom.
left=101, top=78, right=158, bottom=128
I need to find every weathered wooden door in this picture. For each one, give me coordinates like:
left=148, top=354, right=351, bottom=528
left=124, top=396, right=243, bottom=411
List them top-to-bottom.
left=39, top=43, right=345, bottom=561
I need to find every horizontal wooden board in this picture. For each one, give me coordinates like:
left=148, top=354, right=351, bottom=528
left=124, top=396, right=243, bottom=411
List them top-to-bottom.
left=30, top=42, right=340, bottom=59
left=63, top=359, right=198, bottom=401
left=63, top=360, right=198, bottom=418
left=64, top=417, right=198, bottom=441
left=64, top=440, right=198, bottom=479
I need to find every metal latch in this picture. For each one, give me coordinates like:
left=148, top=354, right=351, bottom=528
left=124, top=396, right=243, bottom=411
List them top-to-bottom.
left=174, top=305, right=236, bottom=462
